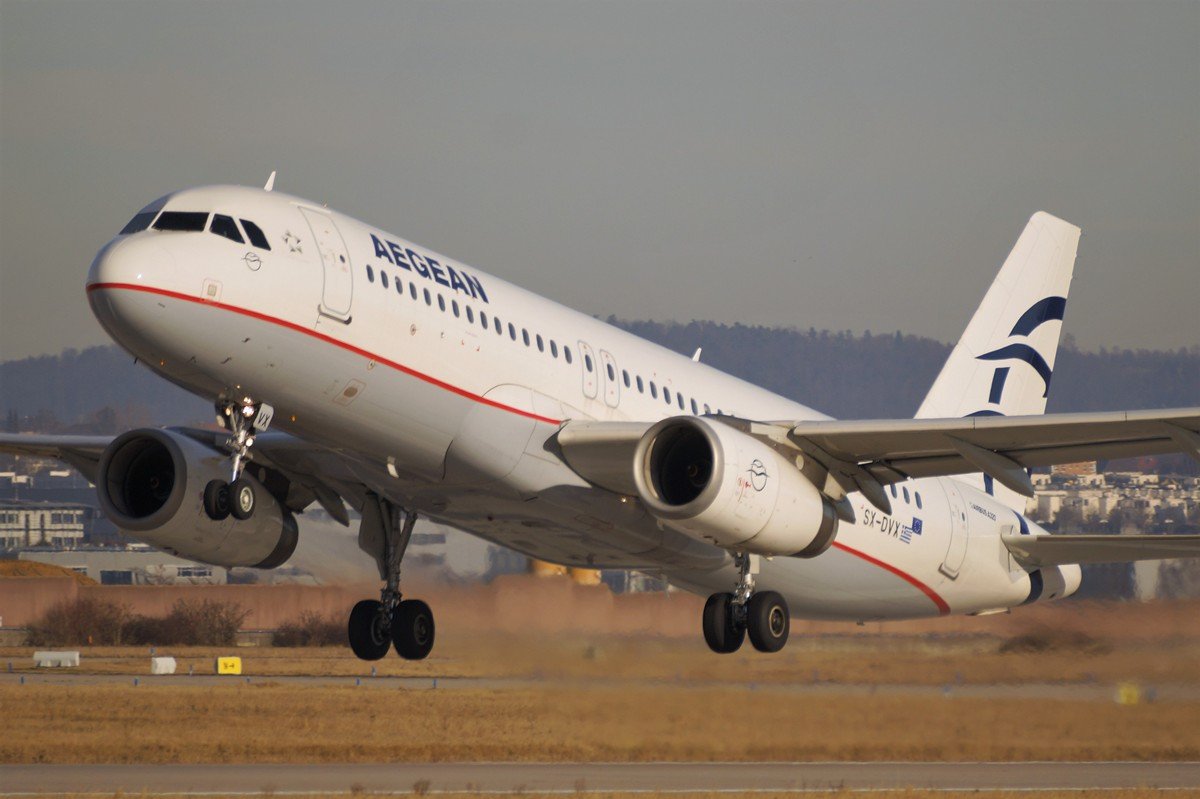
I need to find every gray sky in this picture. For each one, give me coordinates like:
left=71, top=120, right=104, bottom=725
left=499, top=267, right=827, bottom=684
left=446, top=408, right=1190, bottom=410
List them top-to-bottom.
left=1, top=0, right=1197, bottom=362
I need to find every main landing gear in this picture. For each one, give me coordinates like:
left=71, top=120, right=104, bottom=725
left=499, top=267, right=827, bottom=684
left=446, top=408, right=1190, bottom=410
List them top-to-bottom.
left=202, top=397, right=275, bottom=522
left=347, top=495, right=435, bottom=661
left=702, top=553, right=790, bottom=654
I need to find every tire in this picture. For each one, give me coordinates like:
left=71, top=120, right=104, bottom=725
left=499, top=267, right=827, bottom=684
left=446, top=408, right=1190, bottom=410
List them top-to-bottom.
left=229, top=477, right=256, bottom=520
left=203, top=479, right=230, bottom=520
left=747, top=590, right=790, bottom=653
left=702, top=592, right=745, bottom=654
left=347, top=599, right=390, bottom=661
left=392, top=599, right=435, bottom=660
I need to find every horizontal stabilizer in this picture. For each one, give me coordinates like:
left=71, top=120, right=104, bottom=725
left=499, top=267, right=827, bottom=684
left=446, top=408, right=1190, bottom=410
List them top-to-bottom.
left=1003, top=533, right=1200, bottom=568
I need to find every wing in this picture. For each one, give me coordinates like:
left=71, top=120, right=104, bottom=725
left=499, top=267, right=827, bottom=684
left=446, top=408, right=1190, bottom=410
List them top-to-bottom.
left=557, top=407, right=1200, bottom=515
left=0, top=433, right=112, bottom=482
left=1003, top=533, right=1200, bottom=568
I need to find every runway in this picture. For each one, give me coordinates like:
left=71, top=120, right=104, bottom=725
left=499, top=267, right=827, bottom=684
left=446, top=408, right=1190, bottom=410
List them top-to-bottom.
left=3, top=762, right=1198, bottom=794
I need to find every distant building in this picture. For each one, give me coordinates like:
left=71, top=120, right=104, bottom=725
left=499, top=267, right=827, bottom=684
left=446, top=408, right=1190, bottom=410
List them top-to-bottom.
left=1052, top=461, right=1098, bottom=476
left=0, top=501, right=88, bottom=549
left=17, top=548, right=228, bottom=585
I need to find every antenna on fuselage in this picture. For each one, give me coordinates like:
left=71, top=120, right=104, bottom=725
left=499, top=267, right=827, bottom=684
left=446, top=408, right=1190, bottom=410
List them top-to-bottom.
left=263, top=171, right=277, bottom=192
left=692, top=348, right=702, bottom=362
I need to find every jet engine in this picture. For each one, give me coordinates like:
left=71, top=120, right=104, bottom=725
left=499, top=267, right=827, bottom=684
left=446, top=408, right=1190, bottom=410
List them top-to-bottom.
left=632, top=417, right=838, bottom=557
left=95, top=428, right=298, bottom=568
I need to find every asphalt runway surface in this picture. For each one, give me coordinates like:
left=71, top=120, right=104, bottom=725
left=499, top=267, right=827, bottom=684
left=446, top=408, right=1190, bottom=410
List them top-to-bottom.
left=3, top=762, right=1199, bottom=793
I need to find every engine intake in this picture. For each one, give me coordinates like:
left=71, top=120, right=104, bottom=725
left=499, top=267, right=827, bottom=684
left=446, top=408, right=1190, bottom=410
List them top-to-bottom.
left=633, top=417, right=837, bottom=557
left=97, top=428, right=298, bottom=568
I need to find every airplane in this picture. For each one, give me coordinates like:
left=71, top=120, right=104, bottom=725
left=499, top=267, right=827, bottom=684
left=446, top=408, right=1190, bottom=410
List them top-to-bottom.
left=3, top=176, right=1198, bottom=660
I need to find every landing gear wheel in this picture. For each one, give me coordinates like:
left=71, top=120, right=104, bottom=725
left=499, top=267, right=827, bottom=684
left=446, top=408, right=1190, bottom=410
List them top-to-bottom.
left=229, top=477, right=256, bottom=520
left=203, top=479, right=230, bottom=521
left=746, top=590, right=789, bottom=653
left=702, top=592, right=745, bottom=654
left=348, top=599, right=391, bottom=661
left=392, top=599, right=435, bottom=660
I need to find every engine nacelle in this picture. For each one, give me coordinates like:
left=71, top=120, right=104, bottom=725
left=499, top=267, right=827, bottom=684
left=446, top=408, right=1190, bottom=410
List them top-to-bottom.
left=633, top=417, right=838, bottom=557
left=96, top=428, right=298, bottom=568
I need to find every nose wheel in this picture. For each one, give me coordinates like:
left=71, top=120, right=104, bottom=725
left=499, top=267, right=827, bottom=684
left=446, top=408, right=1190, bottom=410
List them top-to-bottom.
left=202, top=397, right=274, bottom=521
left=701, top=554, right=789, bottom=654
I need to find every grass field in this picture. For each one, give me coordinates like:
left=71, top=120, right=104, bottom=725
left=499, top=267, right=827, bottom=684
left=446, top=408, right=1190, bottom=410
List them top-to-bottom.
left=3, top=629, right=1199, bottom=765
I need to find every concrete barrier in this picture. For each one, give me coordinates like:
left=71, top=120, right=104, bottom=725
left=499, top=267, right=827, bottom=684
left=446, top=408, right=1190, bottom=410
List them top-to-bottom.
left=33, top=651, right=80, bottom=668
left=150, top=656, right=177, bottom=675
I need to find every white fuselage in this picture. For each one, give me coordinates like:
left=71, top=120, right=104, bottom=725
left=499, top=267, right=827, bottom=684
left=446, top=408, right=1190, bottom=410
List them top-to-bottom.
left=86, top=185, right=1075, bottom=622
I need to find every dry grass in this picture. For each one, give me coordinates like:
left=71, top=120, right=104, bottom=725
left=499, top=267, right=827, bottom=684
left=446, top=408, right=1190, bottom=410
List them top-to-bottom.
left=3, top=631, right=1198, bottom=686
left=2, top=680, right=1197, bottom=764
left=11, top=793, right=1186, bottom=799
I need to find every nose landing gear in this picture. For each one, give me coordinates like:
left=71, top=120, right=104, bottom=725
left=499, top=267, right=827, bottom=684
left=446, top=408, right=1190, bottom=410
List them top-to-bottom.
left=203, top=397, right=275, bottom=521
left=347, top=494, right=436, bottom=661
left=701, top=553, right=790, bottom=654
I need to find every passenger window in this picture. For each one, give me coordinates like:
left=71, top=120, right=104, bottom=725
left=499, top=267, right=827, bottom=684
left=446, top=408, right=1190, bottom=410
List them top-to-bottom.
left=120, top=211, right=156, bottom=235
left=154, top=211, right=209, bottom=232
left=210, top=214, right=244, bottom=243
left=240, top=220, right=271, bottom=250
left=366, top=265, right=375, bottom=283
left=381, top=272, right=389, bottom=289
left=396, top=279, right=404, bottom=295
left=409, top=283, right=417, bottom=300
left=424, top=288, right=432, bottom=306
left=438, top=295, right=446, bottom=312
left=452, top=300, right=460, bottom=317
left=466, top=306, right=474, bottom=323
left=480, top=311, right=488, bottom=328
left=494, top=317, right=502, bottom=335
left=508, top=323, right=517, bottom=340
left=522, top=329, right=530, bottom=346
left=536, top=334, right=544, bottom=352
left=550, top=340, right=558, bottom=358
left=564, top=347, right=573, bottom=364
left=606, top=363, right=615, bottom=381
left=622, top=370, right=630, bottom=388
left=636, top=376, right=644, bottom=393
left=650, top=382, right=658, bottom=399
left=663, top=387, right=672, bottom=405
left=691, top=399, right=698, bottom=414
left=703, top=403, right=711, bottom=414
left=889, top=485, right=897, bottom=498
left=903, top=487, right=910, bottom=504
left=915, top=492, right=923, bottom=509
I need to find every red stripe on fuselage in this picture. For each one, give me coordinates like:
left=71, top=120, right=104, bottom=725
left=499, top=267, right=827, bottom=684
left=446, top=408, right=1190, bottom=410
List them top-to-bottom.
left=86, top=282, right=564, bottom=426
left=831, top=541, right=952, bottom=615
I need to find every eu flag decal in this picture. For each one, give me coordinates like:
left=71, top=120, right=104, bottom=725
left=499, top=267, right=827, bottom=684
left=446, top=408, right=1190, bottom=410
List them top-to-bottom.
left=900, top=517, right=923, bottom=545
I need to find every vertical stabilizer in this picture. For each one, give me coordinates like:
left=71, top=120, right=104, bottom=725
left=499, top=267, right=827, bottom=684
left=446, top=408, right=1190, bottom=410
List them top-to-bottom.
left=916, top=212, right=1081, bottom=509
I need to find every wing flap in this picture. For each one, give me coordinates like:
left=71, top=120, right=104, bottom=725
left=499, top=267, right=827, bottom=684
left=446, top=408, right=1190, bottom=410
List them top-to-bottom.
left=1003, top=533, right=1200, bottom=568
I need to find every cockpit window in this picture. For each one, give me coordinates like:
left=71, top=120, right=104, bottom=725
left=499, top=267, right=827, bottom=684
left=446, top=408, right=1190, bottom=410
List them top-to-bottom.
left=153, top=211, right=209, bottom=232
left=119, top=212, right=157, bottom=235
left=210, top=214, right=245, bottom=244
left=240, top=219, right=271, bottom=250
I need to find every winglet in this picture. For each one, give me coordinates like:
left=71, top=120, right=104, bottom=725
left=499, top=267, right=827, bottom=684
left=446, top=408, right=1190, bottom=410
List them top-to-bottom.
left=264, top=171, right=277, bottom=192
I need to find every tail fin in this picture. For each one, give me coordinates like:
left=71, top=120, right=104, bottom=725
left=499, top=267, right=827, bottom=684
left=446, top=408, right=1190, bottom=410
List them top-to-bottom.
left=916, top=212, right=1081, bottom=509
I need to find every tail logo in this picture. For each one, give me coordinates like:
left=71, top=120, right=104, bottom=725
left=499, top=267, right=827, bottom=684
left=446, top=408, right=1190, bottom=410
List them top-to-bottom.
left=974, top=296, right=1066, bottom=401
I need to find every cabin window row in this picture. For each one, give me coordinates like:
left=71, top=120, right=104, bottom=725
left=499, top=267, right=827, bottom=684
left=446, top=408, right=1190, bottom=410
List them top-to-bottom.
left=366, top=265, right=575, bottom=365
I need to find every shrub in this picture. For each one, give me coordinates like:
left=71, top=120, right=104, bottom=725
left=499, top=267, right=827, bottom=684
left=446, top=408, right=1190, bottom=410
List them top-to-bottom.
left=26, top=596, right=249, bottom=647
left=26, top=597, right=130, bottom=646
left=273, top=611, right=345, bottom=647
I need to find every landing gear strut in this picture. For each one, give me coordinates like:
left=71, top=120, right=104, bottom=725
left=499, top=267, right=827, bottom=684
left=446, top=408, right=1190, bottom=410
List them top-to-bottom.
left=203, top=397, right=275, bottom=522
left=347, top=495, right=435, bottom=661
left=702, top=553, right=790, bottom=654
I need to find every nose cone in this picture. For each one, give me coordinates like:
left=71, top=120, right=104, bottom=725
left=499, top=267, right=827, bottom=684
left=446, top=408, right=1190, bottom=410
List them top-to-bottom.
left=87, top=235, right=174, bottom=289
left=86, top=236, right=175, bottom=350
